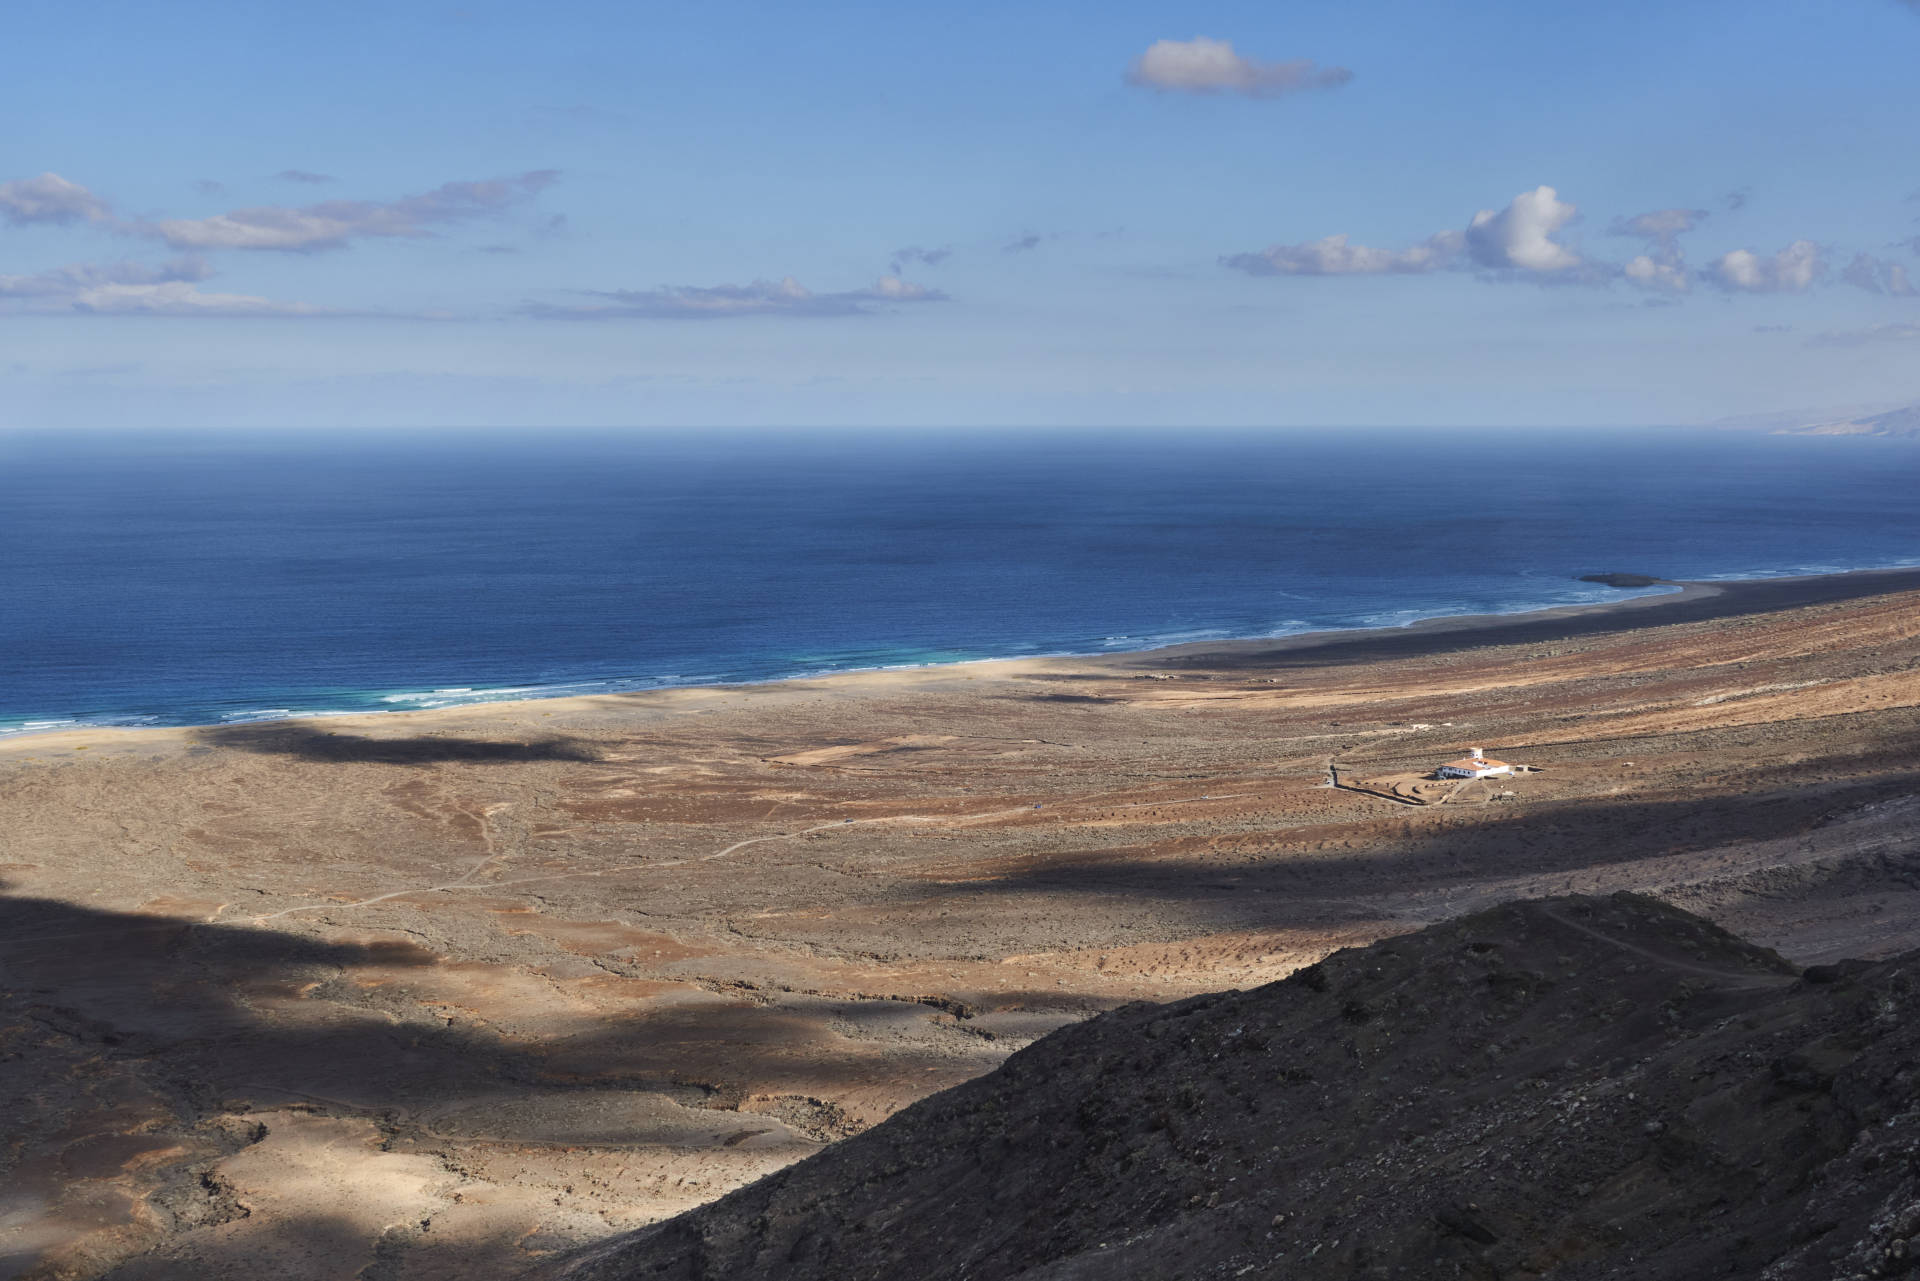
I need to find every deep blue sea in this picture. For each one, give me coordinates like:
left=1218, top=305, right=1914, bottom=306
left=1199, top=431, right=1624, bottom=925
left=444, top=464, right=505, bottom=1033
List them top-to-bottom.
left=4, top=428, right=1918, bottom=736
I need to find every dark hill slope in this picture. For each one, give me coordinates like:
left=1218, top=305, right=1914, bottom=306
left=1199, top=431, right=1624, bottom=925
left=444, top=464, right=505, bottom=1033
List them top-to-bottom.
left=537, top=896, right=1920, bottom=1281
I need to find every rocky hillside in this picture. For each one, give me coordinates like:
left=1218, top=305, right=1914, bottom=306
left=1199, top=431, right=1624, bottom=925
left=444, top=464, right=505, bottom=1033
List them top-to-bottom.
left=535, top=895, right=1920, bottom=1281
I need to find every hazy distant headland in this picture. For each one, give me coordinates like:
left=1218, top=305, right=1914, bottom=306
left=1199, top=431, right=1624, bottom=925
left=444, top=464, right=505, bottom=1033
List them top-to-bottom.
left=1708, top=400, right=1920, bottom=438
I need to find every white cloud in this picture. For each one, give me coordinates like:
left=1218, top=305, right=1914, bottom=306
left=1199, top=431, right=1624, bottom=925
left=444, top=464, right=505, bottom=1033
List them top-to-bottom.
left=1126, top=37, right=1352, bottom=98
left=274, top=169, right=336, bottom=185
left=152, top=171, right=558, bottom=252
left=0, top=172, right=113, bottom=227
left=1225, top=186, right=1587, bottom=282
left=1465, top=186, right=1584, bottom=273
left=1223, top=191, right=1891, bottom=302
left=1609, top=207, right=1705, bottom=293
left=1609, top=207, right=1707, bottom=250
left=155, top=208, right=370, bottom=252
left=1222, top=231, right=1463, bottom=276
left=1704, top=240, right=1824, bottom=293
left=1842, top=253, right=1916, bottom=296
left=1623, top=255, right=1690, bottom=293
left=0, top=256, right=336, bottom=317
left=0, top=257, right=210, bottom=299
left=526, top=274, right=947, bottom=320
left=867, top=275, right=940, bottom=301
left=69, top=281, right=334, bottom=316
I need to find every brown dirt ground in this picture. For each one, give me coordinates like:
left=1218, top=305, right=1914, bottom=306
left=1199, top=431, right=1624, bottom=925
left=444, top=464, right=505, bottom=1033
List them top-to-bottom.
left=4, top=577, right=1920, bottom=1278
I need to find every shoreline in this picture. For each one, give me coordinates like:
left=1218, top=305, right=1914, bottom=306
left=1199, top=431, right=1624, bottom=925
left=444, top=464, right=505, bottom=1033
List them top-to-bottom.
left=14, top=510, right=1920, bottom=1278
left=8, top=564, right=1920, bottom=752
left=1140, top=565, right=1920, bottom=669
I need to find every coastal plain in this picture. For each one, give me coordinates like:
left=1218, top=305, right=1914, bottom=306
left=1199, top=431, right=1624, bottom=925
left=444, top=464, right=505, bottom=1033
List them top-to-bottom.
left=6, top=570, right=1920, bottom=1279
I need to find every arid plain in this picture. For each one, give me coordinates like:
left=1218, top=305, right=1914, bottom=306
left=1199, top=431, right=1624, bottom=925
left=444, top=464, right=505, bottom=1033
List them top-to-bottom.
left=6, top=570, right=1920, bottom=1279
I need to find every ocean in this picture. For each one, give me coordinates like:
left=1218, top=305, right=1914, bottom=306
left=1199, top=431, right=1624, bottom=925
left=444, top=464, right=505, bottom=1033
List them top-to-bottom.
left=4, top=427, right=1918, bottom=736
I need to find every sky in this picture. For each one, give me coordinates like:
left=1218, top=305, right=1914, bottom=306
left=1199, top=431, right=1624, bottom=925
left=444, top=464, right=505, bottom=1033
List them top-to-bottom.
left=5, top=0, right=1920, bottom=429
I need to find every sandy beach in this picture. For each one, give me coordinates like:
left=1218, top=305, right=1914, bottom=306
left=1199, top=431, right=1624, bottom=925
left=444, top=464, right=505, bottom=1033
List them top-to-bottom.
left=14, top=564, right=1920, bottom=759
left=6, top=566, right=1920, bottom=1278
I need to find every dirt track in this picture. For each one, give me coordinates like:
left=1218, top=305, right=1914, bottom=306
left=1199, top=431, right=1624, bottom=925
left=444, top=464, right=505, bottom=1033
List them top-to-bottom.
left=5, top=577, right=1920, bottom=1278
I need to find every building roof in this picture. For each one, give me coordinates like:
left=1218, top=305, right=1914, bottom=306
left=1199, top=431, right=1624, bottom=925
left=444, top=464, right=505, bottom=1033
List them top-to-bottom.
left=1439, top=757, right=1511, bottom=772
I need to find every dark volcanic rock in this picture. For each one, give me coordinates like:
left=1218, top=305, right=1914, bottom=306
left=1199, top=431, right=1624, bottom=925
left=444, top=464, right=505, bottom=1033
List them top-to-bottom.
left=534, top=895, right=1920, bottom=1281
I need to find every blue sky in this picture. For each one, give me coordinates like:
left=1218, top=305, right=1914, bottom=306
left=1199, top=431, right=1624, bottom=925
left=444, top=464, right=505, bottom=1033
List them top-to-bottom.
left=5, top=0, right=1919, bottom=428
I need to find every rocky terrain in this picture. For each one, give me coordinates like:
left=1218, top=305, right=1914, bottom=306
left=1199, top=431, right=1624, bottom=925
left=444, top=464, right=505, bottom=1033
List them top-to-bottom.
left=4, top=571, right=1920, bottom=1277
left=539, top=894, right=1920, bottom=1281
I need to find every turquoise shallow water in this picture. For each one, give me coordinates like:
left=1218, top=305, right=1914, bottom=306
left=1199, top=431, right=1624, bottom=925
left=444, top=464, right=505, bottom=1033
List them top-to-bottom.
left=3, top=427, right=1918, bottom=734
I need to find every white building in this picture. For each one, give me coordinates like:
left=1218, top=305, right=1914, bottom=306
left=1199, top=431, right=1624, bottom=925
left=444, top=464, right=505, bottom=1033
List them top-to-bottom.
left=1435, top=748, right=1514, bottom=780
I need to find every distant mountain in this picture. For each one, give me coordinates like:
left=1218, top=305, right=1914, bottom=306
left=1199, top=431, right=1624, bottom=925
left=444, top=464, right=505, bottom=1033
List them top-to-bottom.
left=1707, top=402, right=1920, bottom=437
left=1776, top=404, right=1920, bottom=438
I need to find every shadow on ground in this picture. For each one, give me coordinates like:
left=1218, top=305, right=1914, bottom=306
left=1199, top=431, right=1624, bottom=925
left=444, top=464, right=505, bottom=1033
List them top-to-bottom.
left=193, top=723, right=600, bottom=764
left=863, top=771, right=1920, bottom=959
left=0, top=879, right=999, bottom=1279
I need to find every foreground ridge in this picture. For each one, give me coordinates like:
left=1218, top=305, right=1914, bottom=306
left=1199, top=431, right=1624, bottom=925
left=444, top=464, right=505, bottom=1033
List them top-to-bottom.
left=536, top=894, right=1920, bottom=1281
